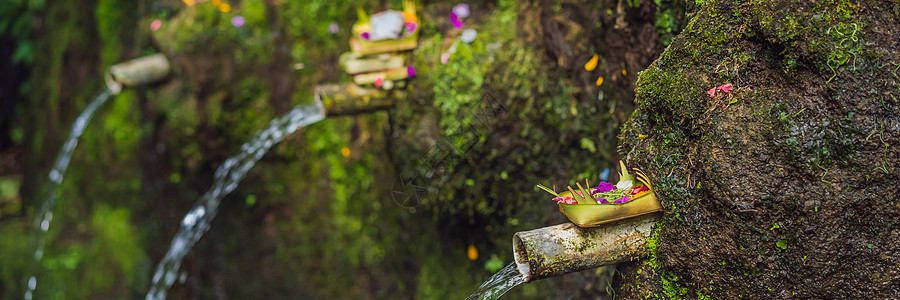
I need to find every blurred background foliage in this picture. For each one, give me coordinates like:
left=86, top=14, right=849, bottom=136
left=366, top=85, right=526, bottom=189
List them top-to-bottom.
left=0, top=0, right=687, bottom=298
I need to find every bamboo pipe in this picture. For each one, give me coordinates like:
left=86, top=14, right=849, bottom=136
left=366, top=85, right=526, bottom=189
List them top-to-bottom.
left=105, top=53, right=171, bottom=95
left=315, top=83, right=398, bottom=116
left=512, top=213, right=659, bottom=283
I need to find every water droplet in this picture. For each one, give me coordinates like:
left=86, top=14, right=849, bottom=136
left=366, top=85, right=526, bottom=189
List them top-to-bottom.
left=49, top=170, right=61, bottom=183
left=165, top=270, right=176, bottom=285
left=28, top=276, right=36, bottom=289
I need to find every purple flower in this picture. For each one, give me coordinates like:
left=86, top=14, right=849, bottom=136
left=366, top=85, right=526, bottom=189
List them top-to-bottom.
left=452, top=3, right=470, bottom=18
left=449, top=12, right=463, bottom=28
left=231, top=16, right=246, bottom=28
left=328, top=22, right=340, bottom=35
left=406, top=22, right=417, bottom=33
left=360, top=32, right=370, bottom=40
left=407, top=66, right=416, bottom=77
left=591, top=181, right=616, bottom=194
left=614, top=196, right=631, bottom=204
left=595, top=197, right=610, bottom=204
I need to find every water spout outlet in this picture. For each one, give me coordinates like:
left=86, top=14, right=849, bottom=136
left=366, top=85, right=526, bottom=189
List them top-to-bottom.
left=105, top=53, right=171, bottom=95
left=512, top=213, right=659, bottom=283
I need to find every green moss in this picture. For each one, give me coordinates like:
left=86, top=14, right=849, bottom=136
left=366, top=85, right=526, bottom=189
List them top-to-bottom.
left=95, top=0, right=136, bottom=66
left=153, top=1, right=273, bottom=65
left=751, top=1, right=864, bottom=81
left=100, top=91, right=143, bottom=161
left=79, top=204, right=147, bottom=297
left=644, top=229, right=690, bottom=299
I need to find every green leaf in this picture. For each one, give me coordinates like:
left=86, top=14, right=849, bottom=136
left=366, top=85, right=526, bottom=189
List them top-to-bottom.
left=11, top=40, right=34, bottom=64
left=535, top=184, right=558, bottom=196
left=775, top=240, right=787, bottom=250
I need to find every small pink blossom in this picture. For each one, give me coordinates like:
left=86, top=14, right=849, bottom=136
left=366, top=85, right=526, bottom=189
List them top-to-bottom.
left=231, top=16, right=245, bottom=28
left=150, top=19, right=162, bottom=31
left=328, top=22, right=340, bottom=35
left=406, top=22, right=417, bottom=33
left=441, top=52, right=450, bottom=64
left=407, top=66, right=416, bottom=77
left=374, top=77, right=384, bottom=88
left=708, top=83, right=734, bottom=97
left=718, top=83, right=733, bottom=93
left=552, top=196, right=577, bottom=204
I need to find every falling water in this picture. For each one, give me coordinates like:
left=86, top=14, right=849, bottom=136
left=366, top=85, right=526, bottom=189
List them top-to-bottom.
left=24, top=90, right=112, bottom=300
left=145, top=101, right=326, bottom=300
left=465, top=263, right=526, bottom=300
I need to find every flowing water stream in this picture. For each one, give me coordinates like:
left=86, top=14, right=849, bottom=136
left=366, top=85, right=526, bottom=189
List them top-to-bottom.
left=21, top=90, right=521, bottom=300
left=24, top=90, right=112, bottom=300
left=145, top=101, right=326, bottom=300
left=465, top=263, right=526, bottom=300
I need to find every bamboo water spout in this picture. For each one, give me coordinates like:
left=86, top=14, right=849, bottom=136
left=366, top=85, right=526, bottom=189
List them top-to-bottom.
left=105, top=53, right=171, bottom=95
left=315, top=83, right=398, bottom=116
left=512, top=213, right=659, bottom=283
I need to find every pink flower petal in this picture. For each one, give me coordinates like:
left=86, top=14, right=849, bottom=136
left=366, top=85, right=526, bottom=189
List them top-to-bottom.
left=449, top=12, right=463, bottom=29
left=231, top=16, right=245, bottom=28
left=150, top=19, right=162, bottom=32
left=328, top=22, right=340, bottom=35
left=406, top=22, right=417, bottom=33
left=360, top=32, right=370, bottom=40
left=441, top=52, right=450, bottom=64
left=407, top=66, right=416, bottom=77
left=374, top=77, right=384, bottom=88
left=718, top=83, right=733, bottom=93
left=707, top=87, right=717, bottom=98
left=552, top=196, right=577, bottom=204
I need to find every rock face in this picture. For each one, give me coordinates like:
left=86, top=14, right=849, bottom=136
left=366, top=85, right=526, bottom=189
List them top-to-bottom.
left=615, top=0, right=900, bottom=298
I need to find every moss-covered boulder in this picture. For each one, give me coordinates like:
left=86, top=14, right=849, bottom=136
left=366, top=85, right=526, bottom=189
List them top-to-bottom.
left=615, top=0, right=900, bottom=298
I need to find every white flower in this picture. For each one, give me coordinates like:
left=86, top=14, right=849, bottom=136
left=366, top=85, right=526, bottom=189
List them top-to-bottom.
left=616, top=180, right=633, bottom=190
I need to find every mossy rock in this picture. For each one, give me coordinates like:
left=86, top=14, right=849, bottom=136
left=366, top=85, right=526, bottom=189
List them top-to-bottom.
left=615, top=0, right=900, bottom=298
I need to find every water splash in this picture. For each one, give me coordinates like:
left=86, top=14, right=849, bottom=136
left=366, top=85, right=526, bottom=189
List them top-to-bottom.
left=24, top=90, right=112, bottom=300
left=145, top=101, right=326, bottom=300
left=466, top=263, right=526, bottom=300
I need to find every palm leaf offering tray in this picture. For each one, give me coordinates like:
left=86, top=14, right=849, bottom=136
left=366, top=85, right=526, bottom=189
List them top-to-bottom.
left=340, top=0, right=418, bottom=90
left=349, top=0, right=419, bottom=55
left=536, top=161, right=662, bottom=227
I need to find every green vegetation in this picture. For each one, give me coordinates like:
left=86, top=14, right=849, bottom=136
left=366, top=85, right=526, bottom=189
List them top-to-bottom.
left=1, top=0, right=685, bottom=298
